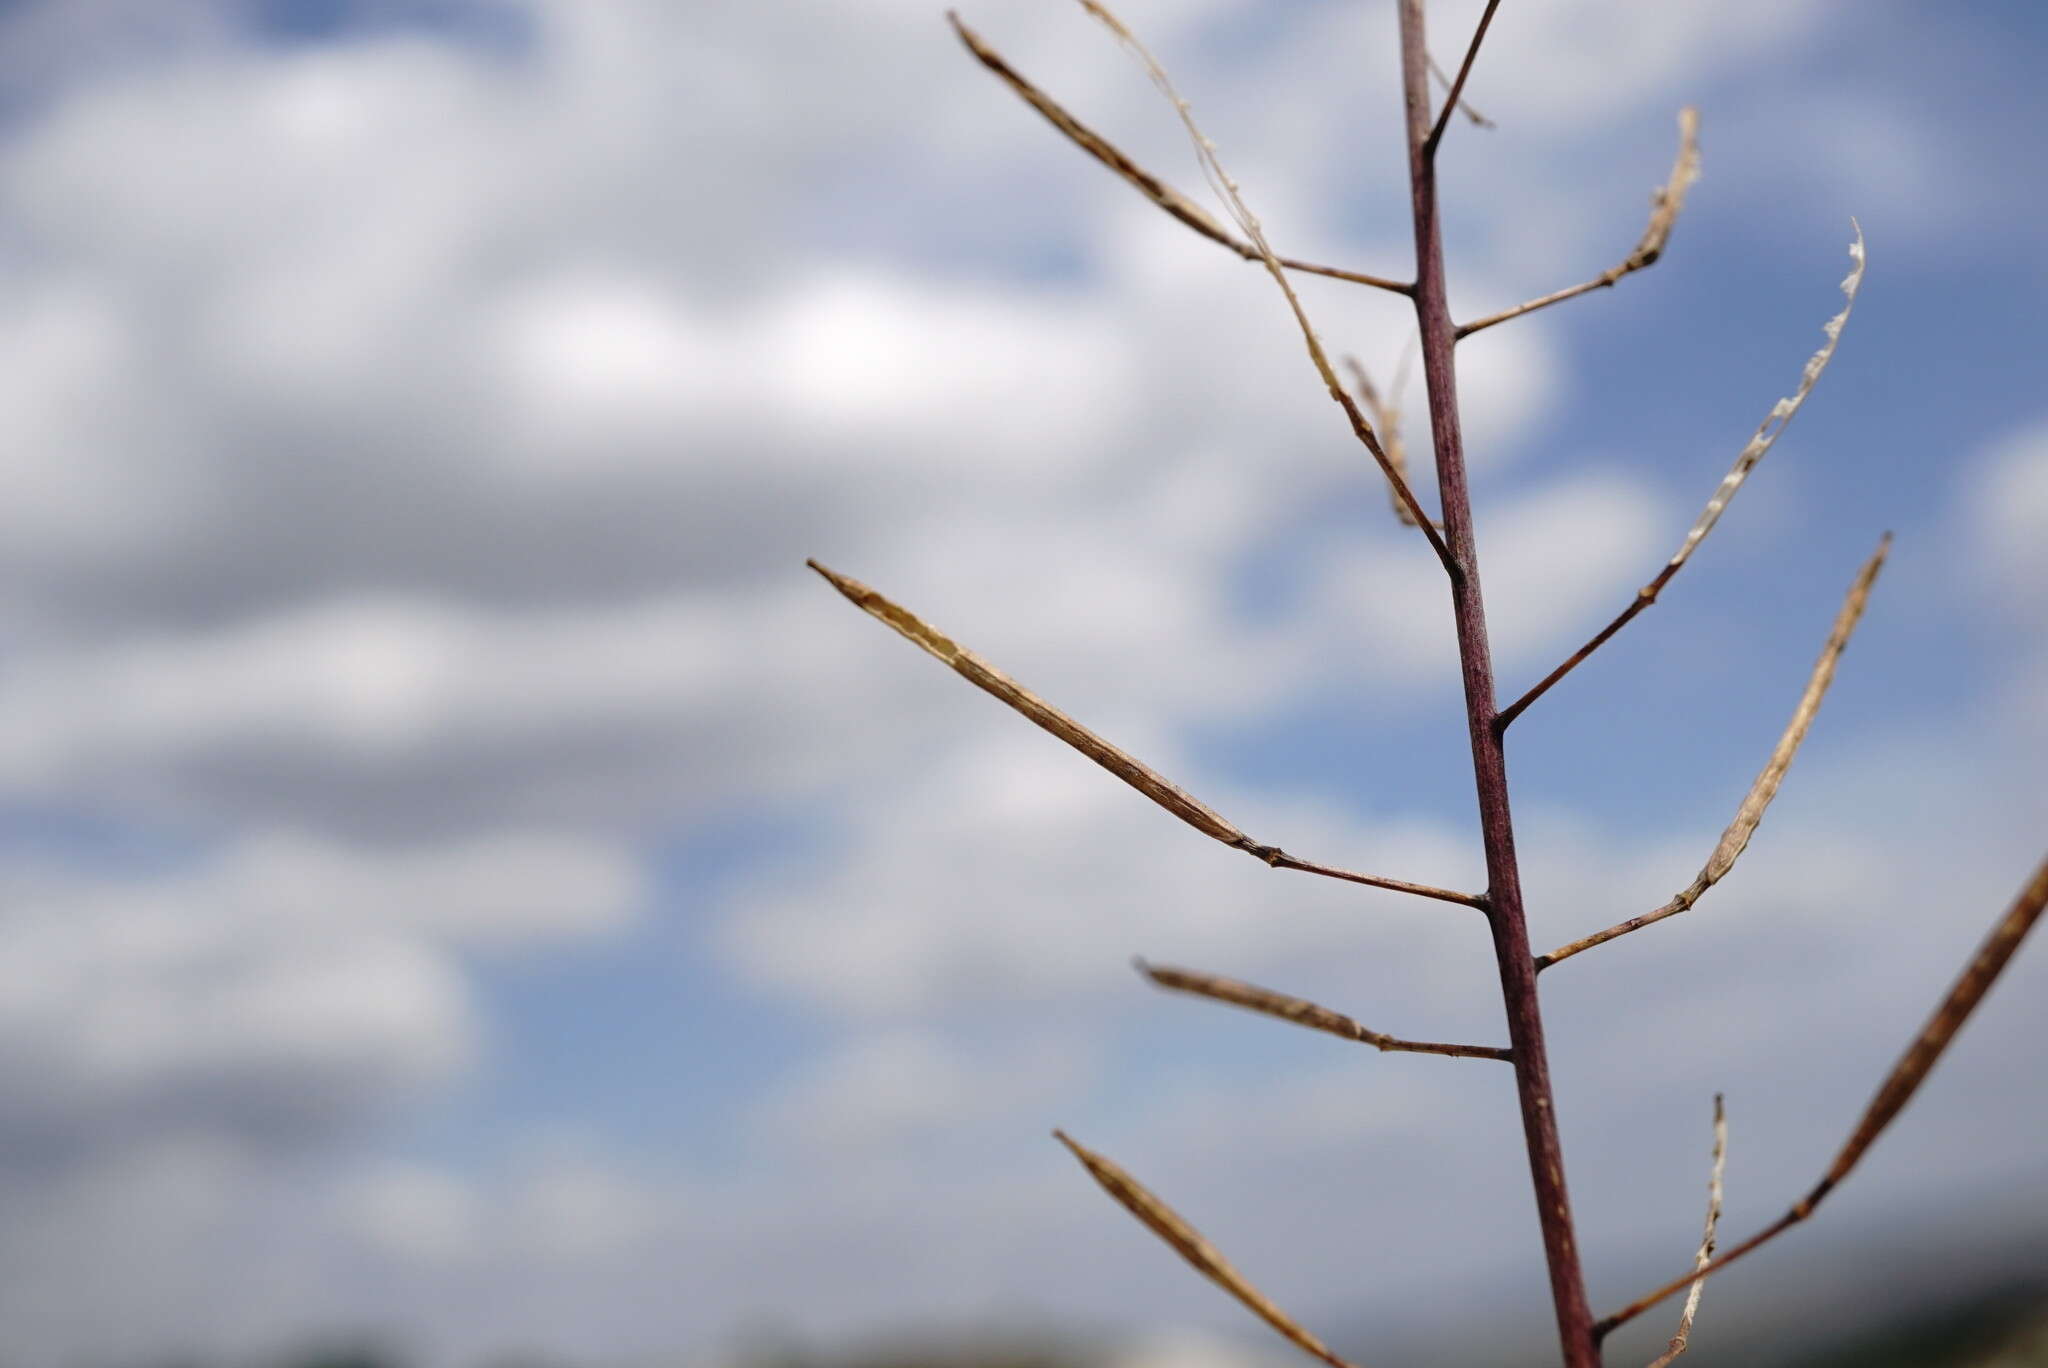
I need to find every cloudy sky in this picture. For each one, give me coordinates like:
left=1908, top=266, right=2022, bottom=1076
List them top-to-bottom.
left=0, top=0, right=2043, bottom=1365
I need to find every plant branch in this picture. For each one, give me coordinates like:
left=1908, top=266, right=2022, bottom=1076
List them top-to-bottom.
left=1071, top=0, right=1455, bottom=572
left=1423, top=0, right=1502, bottom=156
left=1398, top=3, right=1600, bottom=1364
left=948, top=13, right=1411, bottom=295
left=1427, top=51, right=1495, bottom=132
left=1457, top=108, right=1700, bottom=339
left=1496, top=225, right=1867, bottom=730
left=1343, top=354, right=1437, bottom=530
left=1537, top=535, right=1890, bottom=971
left=807, top=561, right=1484, bottom=909
left=1263, top=850, right=1487, bottom=907
left=1596, top=853, right=2048, bottom=1340
left=1136, top=959, right=1513, bottom=1060
left=1644, top=1094, right=1727, bottom=1368
left=1053, top=1130, right=1366, bottom=1368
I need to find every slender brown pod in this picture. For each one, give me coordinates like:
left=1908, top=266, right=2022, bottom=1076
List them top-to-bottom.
left=947, top=13, right=1411, bottom=295
left=1458, top=109, right=1701, bottom=339
left=1497, top=227, right=1866, bottom=731
left=1344, top=355, right=1433, bottom=529
left=1539, top=534, right=1890, bottom=970
left=808, top=560, right=1485, bottom=909
left=1597, top=853, right=2048, bottom=1338
left=1136, top=959, right=1512, bottom=1061
left=1643, top=1095, right=1728, bottom=1368
left=1053, top=1130, right=1367, bottom=1368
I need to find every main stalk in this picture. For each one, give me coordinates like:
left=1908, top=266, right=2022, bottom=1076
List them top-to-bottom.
left=1393, top=3, right=1599, bottom=1364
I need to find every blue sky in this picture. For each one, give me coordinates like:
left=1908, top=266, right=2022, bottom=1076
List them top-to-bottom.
left=0, top=1, right=2042, bottom=1366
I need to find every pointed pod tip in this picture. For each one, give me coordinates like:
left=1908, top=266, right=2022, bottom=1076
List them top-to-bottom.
left=805, top=558, right=867, bottom=601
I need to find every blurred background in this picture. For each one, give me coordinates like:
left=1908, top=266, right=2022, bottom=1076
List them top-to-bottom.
left=0, top=0, right=2042, bottom=1365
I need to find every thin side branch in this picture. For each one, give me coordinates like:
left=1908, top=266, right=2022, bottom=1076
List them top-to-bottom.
left=1072, top=0, right=1455, bottom=571
left=1423, top=0, right=1501, bottom=155
left=948, top=13, right=1410, bottom=294
left=1427, top=52, right=1495, bottom=132
left=1457, top=108, right=1701, bottom=338
left=1497, top=225, right=1867, bottom=730
left=1343, top=354, right=1436, bottom=530
left=1537, top=535, right=1890, bottom=970
left=808, top=561, right=1485, bottom=909
left=1263, top=850, right=1488, bottom=907
left=1597, top=852, right=2048, bottom=1340
left=1137, top=959, right=1513, bottom=1061
left=1644, top=1094, right=1728, bottom=1368
left=1053, top=1130, right=1366, bottom=1368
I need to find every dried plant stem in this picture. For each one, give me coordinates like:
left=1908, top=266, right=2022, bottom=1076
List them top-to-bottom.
left=1070, top=0, right=1454, bottom=571
left=1423, top=0, right=1501, bottom=154
left=1400, top=3, right=1598, bottom=1364
left=949, top=13, right=1410, bottom=295
left=1426, top=52, right=1494, bottom=132
left=1457, top=109, right=1701, bottom=339
left=1496, top=226, right=1867, bottom=730
left=1343, top=355, right=1433, bottom=529
left=1537, top=535, right=1890, bottom=971
left=808, top=560, right=1484, bottom=909
left=1262, top=850, right=1486, bottom=908
left=1597, top=853, right=2048, bottom=1340
left=1136, top=959, right=1512, bottom=1061
left=1644, top=1095, right=1728, bottom=1368
left=1053, top=1131, right=1365, bottom=1368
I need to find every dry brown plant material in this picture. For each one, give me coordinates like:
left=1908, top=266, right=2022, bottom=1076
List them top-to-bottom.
left=1061, top=0, right=1453, bottom=567
left=1424, top=0, right=1501, bottom=151
left=814, top=5, right=2044, bottom=1364
left=947, top=13, right=1409, bottom=295
left=1426, top=50, right=1495, bottom=131
left=1459, top=107, right=1701, bottom=338
left=1499, top=224, right=1868, bottom=730
left=1343, top=354, right=1433, bottom=529
left=1538, top=534, right=1890, bottom=970
left=807, top=560, right=1484, bottom=909
left=1598, top=854, right=2048, bottom=1339
left=1136, top=959, right=1511, bottom=1060
left=1644, top=1095, right=1728, bottom=1368
left=1053, top=1130, right=1365, bottom=1368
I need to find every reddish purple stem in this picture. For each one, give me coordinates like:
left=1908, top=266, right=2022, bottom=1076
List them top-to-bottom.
left=1396, top=4, right=1600, bottom=1365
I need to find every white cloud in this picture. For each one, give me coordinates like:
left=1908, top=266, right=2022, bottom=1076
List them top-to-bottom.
left=1475, top=0, right=1832, bottom=133
left=0, top=1, right=2032, bottom=1365
left=1969, top=421, right=2048, bottom=603
left=1964, top=422, right=2048, bottom=741
left=1296, top=468, right=1665, bottom=688
left=722, top=723, right=1486, bottom=1019
left=0, top=829, right=641, bottom=1157
left=754, top=1029, right=1094, bottom=1152
left=340, top=1162, right=481, bottom=1268
left=1108, top=1327, right=1299, bottom=1368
